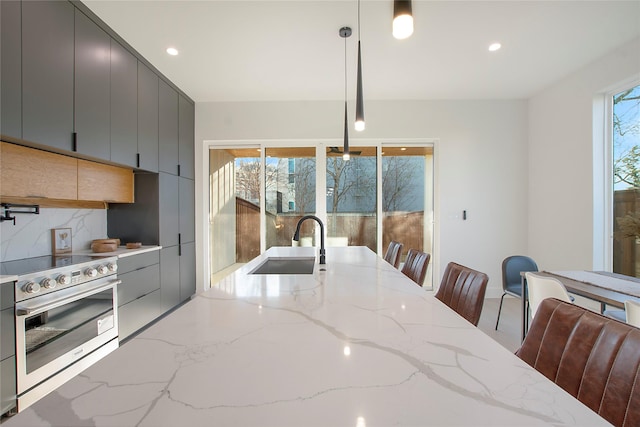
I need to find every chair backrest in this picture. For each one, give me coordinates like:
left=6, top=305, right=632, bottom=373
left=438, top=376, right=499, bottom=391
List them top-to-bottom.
left=384, top=241, right=403, bottom=269
left=400, top=249, right=430, bottom=286
left=502, top=255, right=538, bottom=296
left=434, top=262, right=488, bottom=326
left=525, top=272, right=572, bottom=319
left=516, top=298, right=640, bottom=427
left=625, top=300, right=640, bottom=328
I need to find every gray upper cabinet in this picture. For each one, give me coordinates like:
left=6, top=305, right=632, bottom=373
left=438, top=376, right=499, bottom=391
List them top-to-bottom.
left=1, top=0, right=22, bottom=141
left=22, top=0, right=74, bottom=151
left=74, top=8, right=110, bottom=161
left=110, top=39, right=138, bottom=168
left=137, top=61, right=159, bottom=172
left=159, top=80, right=179, bottom=175
left=178, top=95, right=195, bottom=179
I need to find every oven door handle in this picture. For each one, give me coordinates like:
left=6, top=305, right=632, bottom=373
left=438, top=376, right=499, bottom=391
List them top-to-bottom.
left=16, top=279, right=121, bottom=316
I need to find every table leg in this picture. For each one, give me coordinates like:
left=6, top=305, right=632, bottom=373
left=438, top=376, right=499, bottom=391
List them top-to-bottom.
left=521, top=275, right=527, bottom=342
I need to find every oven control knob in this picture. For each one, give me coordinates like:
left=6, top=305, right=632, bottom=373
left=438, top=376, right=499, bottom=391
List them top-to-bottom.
left=107, top=263, right=118, bottom=272
left=97, top=265, right=108, bottom=275
left=85, top=268, right=98, bottom=278
left=57, top=275, right=71, bottom=286
left=40, top=278, right=56, bottom=289
left=24, top=282, right=41, bottom=294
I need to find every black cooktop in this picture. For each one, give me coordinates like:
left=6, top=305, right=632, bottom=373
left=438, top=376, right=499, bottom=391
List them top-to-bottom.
left=0, top=255, right=112, bottom=277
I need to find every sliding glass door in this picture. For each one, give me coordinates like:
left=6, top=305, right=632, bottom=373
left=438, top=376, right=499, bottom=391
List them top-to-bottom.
left=208, top=141, right=434, bottom=287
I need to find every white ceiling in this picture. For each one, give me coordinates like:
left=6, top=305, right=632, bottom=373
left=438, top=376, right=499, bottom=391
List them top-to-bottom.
left=83, top=0, right=640, bottom=103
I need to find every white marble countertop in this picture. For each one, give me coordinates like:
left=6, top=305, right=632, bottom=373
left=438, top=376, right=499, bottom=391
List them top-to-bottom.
left=72, top=245, right=162, bottom=258
left=4, top=246, right=609, bottom=426
left=0, top=274, right=18, bottom=283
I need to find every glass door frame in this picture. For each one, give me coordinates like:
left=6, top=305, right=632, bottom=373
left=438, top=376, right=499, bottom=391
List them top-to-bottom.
left=202, top=138, right=437, bottom=288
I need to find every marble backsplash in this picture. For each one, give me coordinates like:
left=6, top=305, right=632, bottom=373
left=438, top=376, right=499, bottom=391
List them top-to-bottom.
left=0, top=208, right=107, bottom=262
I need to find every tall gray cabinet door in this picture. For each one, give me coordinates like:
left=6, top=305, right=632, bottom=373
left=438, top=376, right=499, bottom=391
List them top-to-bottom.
left=1, top=0, right=21, bottom=140
left=22, top=0, right=74, bottom=151
left=74, top=9, right=110, bottom=160
left=110, top=39, right=138, bottom=168
left=137, top=61, right=159, bottom=172
left=158, top=80, right=179, bottom=175
left=178, top=95, right=195, bottom=179
left=159, top=172, right=180, bottom=247
left=179, top=177, right=195, bottom=244
left=180, top=242, right=196, bottom=301
left=160, top=246, right=181, bottom=311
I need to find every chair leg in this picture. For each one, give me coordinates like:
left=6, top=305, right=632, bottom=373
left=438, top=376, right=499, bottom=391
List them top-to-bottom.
left=495, top=292, right=506, bottom=330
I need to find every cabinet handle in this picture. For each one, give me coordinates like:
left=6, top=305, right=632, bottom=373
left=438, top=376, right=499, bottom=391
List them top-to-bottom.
left=72, top=132, right=77, bottom=152
left=136, top=153, right=140, bottom=168
left=177, top=164, right=181, bottom=176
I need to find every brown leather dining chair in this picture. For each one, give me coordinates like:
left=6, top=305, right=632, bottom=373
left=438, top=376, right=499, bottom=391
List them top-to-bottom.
left=383, top=241, right=403, bottom=269
left=400, top=249, right=430, bottom=286
left=434, top=262, right=488, bottom=326
left=516, top=298, right=640, bottom=427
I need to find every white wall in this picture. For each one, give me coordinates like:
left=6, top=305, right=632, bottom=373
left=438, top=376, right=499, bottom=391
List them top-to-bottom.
left=528, top=37, right=640, bottom=272
left=195, top=99, right=529, bottom=297
left=0, top=208, right=107, bottom=261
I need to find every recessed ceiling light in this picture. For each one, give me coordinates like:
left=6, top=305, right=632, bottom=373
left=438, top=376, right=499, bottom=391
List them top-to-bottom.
left=488, top=43, right=502, bottom=52
left=166, top=47, right=179, bottom=56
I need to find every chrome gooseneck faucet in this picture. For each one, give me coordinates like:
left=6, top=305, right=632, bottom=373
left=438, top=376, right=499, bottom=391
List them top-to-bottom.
left=292, top=215, right=326, bottom=265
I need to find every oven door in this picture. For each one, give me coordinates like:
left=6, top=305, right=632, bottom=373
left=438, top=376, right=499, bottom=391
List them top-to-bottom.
left=15, top=276, right=120, bottom=396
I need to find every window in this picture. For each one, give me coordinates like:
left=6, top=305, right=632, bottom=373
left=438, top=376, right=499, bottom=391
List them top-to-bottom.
left=612, top=84, right=640, bottom=277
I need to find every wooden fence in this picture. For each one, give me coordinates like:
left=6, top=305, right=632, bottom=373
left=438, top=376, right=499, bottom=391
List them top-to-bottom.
left=614, top=188, right=640, bottom=277
left=236, top=197, right=425, bottom=263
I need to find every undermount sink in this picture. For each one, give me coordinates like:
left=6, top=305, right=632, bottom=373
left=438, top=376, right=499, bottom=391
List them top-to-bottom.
left=249, top=257, right=316, bottom=275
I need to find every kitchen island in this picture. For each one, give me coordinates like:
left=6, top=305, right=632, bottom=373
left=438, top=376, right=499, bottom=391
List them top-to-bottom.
left=3, top=246, right=609, bottom=426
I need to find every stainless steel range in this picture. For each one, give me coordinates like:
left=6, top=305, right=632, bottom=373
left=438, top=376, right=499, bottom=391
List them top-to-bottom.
left=1, top=255, right=120, bottom=411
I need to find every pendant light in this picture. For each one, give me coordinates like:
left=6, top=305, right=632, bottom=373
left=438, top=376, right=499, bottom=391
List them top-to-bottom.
left=355, top=0, right=365, bottom=132
left=393, top=0, right=414, bottom=40
left=339, top=27, right=351, bottom=161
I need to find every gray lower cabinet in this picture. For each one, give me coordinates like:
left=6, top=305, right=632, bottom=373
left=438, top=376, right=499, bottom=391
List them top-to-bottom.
left=160, top=242, right=196, bottom=311
left=180, top=242, right=196, bottom=301
left=160, top=246, right=180, bottom=311
left=117, top=251, right=162, bottom=341
left=1, top=281, right=16, bottom=416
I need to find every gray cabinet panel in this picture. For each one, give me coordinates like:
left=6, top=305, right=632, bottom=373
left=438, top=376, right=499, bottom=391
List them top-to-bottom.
left=1, top=0, right=22, bottom=140
left=22, top=0, right=74, bottom=151
left=74, top=8, right=110, bottom=160
left=110, top=39, right=138, bottom=167
left=137, top=61, right=159, bottom=172
left=159, top=80, right=179, bottom=175
left=178, top=95, right=195, bottom=179
left=107, top=173, right=159, bottom=245
left=159, top=173, right=180, bottom=247
left=179, top=177, right=195, bottom=244
left=180, top=242, right=196, bottom=301
left=160, top=246, right=180, bottom=311
left=118, top=251, right=160, bottom=275
left=118, top=263, right=160, bottom=306
left=1, top=282, right=13, bottom=311
left=118, top=289, right=161, bottom=341
left=0, top=307, right=14, bottom=362
left=0, top=356, right=16, bottom=416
